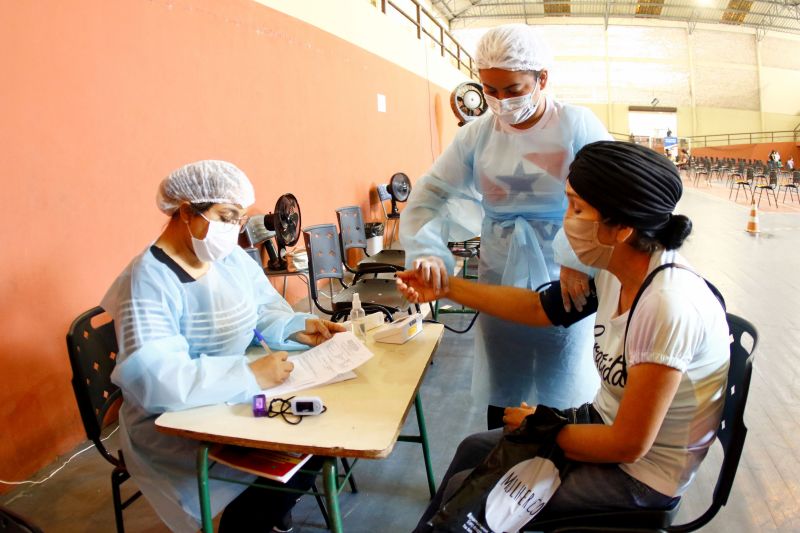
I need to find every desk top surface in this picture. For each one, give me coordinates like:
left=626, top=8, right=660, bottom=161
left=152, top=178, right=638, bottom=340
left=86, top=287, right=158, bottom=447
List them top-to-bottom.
left=155, top=323, right=444, bottom=459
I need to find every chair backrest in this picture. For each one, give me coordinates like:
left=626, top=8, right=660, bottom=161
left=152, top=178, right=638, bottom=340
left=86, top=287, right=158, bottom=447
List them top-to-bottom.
left=768, top=170, right=778, bottom=184
left=793, top=171, right=800, bottom=184
left=335, top=206, right=367, bottom=254
left=303, top=224, right=345, bottom=302
left=66, top=307, right=123, bottom=468
left=679, top=312, right=757, bottom=531
left=0, top=506, right=43, bottom=533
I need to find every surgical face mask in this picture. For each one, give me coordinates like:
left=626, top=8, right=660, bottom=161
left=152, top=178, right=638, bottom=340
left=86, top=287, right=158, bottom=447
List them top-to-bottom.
left=485, top=90, right=541, bottom=125
left=189, top=213, right=240, bottom=263
left=562, top=216, right=615, bottom=270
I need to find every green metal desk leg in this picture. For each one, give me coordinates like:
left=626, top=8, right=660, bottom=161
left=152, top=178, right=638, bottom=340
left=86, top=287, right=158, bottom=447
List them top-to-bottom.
left=415, top=393, right=437, bottom=498
left=197, top=443, right=213, bottom=533
left=323, top=457, right=344, bottom=533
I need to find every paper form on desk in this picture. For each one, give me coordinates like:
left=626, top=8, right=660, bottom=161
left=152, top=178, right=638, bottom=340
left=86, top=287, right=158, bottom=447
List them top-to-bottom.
left=240, top=331, right=374, bottom=400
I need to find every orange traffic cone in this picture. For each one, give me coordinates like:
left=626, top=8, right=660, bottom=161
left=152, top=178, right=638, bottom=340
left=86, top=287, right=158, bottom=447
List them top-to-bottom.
left=746, top=199, right=760, bottom=234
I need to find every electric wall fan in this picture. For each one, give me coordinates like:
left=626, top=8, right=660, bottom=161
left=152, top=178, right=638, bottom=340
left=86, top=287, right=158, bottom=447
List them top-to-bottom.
left=450, top=81, right=487, bottom=127
left=387, top=173, right=411, bottom=217
left=263, top=193, right=301, bottom=271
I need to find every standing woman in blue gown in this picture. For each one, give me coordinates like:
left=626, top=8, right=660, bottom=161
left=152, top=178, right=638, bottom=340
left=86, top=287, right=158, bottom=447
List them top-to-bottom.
left=400, top=24, right=611, bottom=408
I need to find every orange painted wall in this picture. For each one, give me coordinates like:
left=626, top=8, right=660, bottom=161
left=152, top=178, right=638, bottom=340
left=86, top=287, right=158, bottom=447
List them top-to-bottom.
left=0, top=0, right=456, bottom=488
left=693, top=141, right=800, bottom=164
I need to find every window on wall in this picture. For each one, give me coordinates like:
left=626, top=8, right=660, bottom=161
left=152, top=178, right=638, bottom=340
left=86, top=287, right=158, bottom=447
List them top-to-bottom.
left=628, top=109, right=679, bottom=157
left=628, top=110, right=677, bottom=139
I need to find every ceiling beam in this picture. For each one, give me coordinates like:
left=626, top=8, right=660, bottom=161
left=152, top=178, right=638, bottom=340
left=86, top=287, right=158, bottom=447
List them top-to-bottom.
left=431, top=0, right=457, bottom=21
left=450, top=0, right=492, bottom=20
left=450, top=1, right=800, bottom=23
left=447, top=8, right=800, bottom=35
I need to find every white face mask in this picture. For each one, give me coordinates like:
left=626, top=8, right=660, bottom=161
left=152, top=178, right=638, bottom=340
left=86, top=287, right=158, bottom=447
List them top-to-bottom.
left=485, top=90, right=542, bottom=125
left=189, top=213, right=240, bottom=263
left=563, top=217, right=615, bottom=270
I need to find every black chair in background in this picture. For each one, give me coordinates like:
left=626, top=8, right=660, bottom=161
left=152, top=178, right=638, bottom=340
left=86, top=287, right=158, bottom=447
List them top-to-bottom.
left=692, top=160, right=711, bottom=187
left=729, top=167, right=753, bottom=203
left=756, top=171, right=779, bottom=207
left=781, top=171, right=800, bottom=203
left=335, top=205, right=405, bottom=281
left=430, top=239, right=481, bottom=320
left=66, top=307, right=142, bottom=533
left=68, top=307, right=355, bottom=532
left=524, top=312, right=758, bottom=532
left=0, top=506, right=43, bottom=533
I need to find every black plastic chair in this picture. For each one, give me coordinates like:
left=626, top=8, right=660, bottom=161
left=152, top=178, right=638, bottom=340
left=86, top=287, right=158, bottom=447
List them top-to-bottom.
left=692, top=161, right=711, bottom=187
left=725, top=161, right=745, bottom=188
left=729, top=168, right=753, bottom=203
left=756, top=171, right=779, bottom=207
left=781, top=171, right=800, bottom=203
left=335, top=205, right=405, bottom=281
left=304, top=223, right=409, bottom=322
left=431, top=239, right=481, bottom=320
left=66, top=307, right=142, bottom=533
left=68, top=308, right=354, bottom=531
left=524, top=312, right=758, bottom=533
left=0, top=506, right=43, bottom=533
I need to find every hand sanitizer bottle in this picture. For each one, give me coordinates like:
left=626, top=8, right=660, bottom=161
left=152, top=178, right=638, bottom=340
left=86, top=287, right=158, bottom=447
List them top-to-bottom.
left=349, top=293, right=367, bottom=342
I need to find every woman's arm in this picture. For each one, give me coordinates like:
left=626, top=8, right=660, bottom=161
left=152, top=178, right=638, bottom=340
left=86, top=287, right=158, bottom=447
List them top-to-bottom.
left=399, top=121, right=484, bottom=272
left=244, top=251, right=316, bottom=350
left=396, top=271, right=553, bottom=327
left=560, top=283, right=716, bottom=463
left=556, top=363, right=682, bottom=463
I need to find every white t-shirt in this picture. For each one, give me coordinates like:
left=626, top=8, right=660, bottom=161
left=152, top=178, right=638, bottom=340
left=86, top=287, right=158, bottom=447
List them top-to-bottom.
left=591, top=249, right=729, bottom=497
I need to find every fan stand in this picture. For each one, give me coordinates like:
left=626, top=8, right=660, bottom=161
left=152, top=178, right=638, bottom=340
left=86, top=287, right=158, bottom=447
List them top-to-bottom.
left=390, top=198, right=401, bottom=218
left=384, top=201, right=401, bottom=249
left=264, top=240, right=287, bottom=271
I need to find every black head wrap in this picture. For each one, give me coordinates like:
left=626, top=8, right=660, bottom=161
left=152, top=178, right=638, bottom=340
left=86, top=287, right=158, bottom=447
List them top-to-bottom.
left=568, top=141, right=682, bottom=231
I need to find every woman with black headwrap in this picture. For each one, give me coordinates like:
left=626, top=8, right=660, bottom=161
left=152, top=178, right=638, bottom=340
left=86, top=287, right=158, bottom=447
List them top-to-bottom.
left=400, top=141, right=730, bottom=529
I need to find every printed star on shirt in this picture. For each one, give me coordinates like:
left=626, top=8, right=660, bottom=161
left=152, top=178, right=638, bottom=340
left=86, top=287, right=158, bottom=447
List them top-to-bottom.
left=523, top=151, right=568, bottom=178
left=494, top=162, right=541, bottom=192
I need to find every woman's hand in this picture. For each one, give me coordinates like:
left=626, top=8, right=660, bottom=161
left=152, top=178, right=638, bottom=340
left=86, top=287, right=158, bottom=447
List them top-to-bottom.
left=411, top=256, right=449, bottom=293
left=559, top=266, right=591, bottom=312
left=396, top=269, right=448, bottom=303
left=292, top=318, right=347, bottom=346
left=249, top=351, right=293, bottom=389
left=504, top=402, right=536, bottom=430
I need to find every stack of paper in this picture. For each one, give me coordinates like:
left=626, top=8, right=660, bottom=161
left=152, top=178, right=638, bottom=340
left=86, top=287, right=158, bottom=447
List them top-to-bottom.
left=260, top=331, right=373, bottom=397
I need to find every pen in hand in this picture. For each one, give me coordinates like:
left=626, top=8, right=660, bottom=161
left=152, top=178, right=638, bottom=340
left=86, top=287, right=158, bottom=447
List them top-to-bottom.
left=252, top=329, right=272, bottom=355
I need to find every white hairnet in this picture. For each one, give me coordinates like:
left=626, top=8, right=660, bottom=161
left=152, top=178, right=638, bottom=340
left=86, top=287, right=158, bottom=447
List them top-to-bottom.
left=474, top=24, right=553, bottom=72
left=156, top=160, right=255, bottom=215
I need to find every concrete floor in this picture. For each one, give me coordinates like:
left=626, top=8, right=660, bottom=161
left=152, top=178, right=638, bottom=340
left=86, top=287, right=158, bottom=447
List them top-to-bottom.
left=2, top=186, right=800, bottom=532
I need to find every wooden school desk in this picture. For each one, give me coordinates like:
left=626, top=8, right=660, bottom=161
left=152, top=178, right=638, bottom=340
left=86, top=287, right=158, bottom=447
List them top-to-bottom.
left=155, top=323, right=445, bottom=533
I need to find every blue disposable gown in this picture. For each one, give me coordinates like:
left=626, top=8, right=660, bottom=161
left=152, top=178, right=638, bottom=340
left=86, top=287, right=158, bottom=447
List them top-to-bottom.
left=400, top=96, right=610, bottom=408
left=101, top=246, right=313, bottom=532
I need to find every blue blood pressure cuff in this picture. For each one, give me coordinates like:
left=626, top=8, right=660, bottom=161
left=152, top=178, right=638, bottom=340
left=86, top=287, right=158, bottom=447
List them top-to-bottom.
left=538, top=279, right=599, bottom=327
